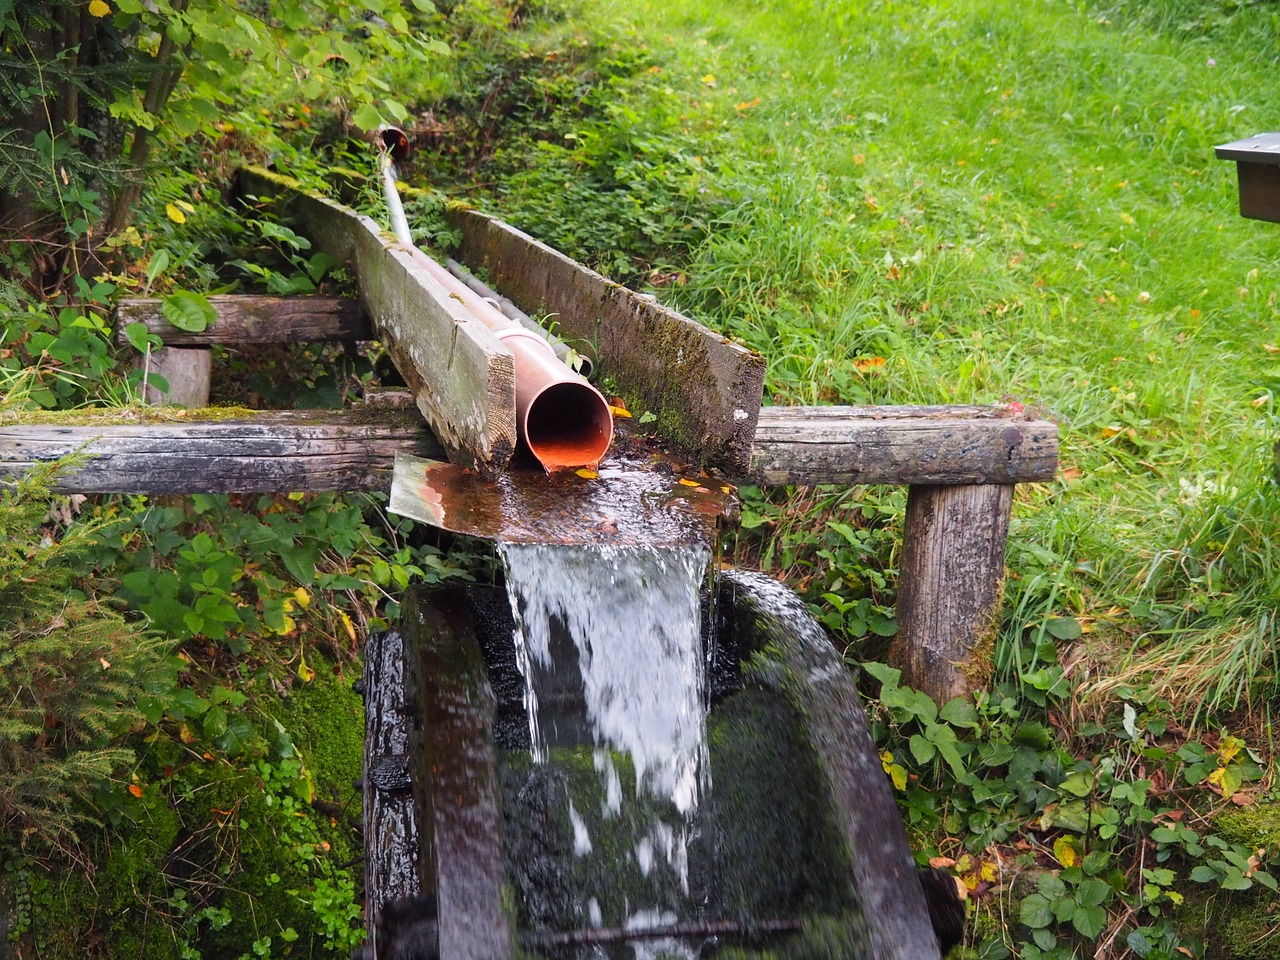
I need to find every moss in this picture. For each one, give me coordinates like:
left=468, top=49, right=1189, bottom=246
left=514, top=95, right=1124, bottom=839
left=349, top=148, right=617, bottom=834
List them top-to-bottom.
left=0, top=403, right=269, bottom=427
left=270, top=660, right=366, bottom=865
left=1214, top=801, right=1280, bottom=851
left=1177, top=887, right=1280, bottom=960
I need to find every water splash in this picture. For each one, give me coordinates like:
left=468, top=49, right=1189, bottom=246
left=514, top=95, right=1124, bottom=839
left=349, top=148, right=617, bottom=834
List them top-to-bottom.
left=501, top=541, right=710, bottom=935
left=501, top=543, right=710, bottom=814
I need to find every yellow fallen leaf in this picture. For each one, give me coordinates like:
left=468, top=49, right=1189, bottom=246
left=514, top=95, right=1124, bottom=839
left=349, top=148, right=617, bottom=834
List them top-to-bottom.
left=88, top=0, right=111, bottom=16
left=701, top=74, right=716, bottom=86
left=735, top=97, right=761, bottom=111
left=165, top=203, right=186, bottom=224
left=1262, top=344, right=1279, bottom=354
left=608, top=405, right=633, bottom=419
left=575, top=468, right=599, bottom=479
left=678, top=477, right=702, bottom=487
left=293, top=587, right=311, bottom=609
left=338, top=609, right=357, bottom=642
left=298, top=653, right=315, bottom=682
left=128, top=783, right=144, bottom=798
left=1054, top=835, right=1080, bottom=867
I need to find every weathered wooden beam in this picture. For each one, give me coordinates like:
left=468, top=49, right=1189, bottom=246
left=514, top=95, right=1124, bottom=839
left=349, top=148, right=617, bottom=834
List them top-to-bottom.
left=237, top=167, right=517, bottom=475
left=448, top=206, right=766, bottom=475
left=116, top=295, right=371, bottom=345
left=748, top=404, right=1058, bottom=486
left=0, top=408, right=443, bottom=494
left=891, top=483, right=1014, bottom=703
left=405, top=587, right=514, bottom=960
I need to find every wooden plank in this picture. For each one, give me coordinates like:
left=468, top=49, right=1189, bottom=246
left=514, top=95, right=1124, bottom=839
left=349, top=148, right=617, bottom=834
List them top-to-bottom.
left=237, top=167, right=517, bottom=475
left=448, top=206, right=766, bottom=475
left=115, top=295, right=371, bottom=345
left=749, top=404, right=1058, bottom=485
left=0, top=409, right=443, bottom=494
left=891, top=483, right=1014, bottom=702
left=719, top=570, right=943, bottom=960
left=405, top=587, right=514, bottom=960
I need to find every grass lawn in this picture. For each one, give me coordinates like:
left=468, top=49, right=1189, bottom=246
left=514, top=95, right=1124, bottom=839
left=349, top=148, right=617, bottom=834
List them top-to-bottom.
left=453, top=0, right=1280, bottom=719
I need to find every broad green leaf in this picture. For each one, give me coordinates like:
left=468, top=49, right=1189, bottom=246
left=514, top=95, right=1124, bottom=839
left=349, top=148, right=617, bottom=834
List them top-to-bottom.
left=162, top=290, right=216, bottom=332
left=124, top=321, right=157, bottom=353
left=1046, top=617, right=1082, bottom=640
left=939, top=697, right=980, bottom=729
left=908, top=733, right=936, bottom=765
left=1074, top=877, right=1111, bottom=908
left=1018, top=893, right=1052, bottom=929
left=1072, top=903, right=1107, bottom=939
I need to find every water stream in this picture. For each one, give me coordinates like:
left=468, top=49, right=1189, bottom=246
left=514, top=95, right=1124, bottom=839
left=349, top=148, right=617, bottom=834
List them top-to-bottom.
left=499, top=542, right=711, bottom=959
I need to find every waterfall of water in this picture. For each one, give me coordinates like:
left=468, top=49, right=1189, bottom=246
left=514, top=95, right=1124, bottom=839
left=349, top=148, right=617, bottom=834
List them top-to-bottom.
left=500, top=542, right=711, bottom=957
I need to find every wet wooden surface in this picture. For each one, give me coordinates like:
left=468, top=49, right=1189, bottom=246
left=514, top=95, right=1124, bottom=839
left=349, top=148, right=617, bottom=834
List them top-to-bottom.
left=238, top=167, right=518, bottom=475
left=116, top=295, right=371, bottom=344
left=749, top=404, right=1059, bottom=485
left=0, top=409, right=443, bottom=493
left=719, top=569, right=943, bottom=960
left=406, top=588, right=514, bottom=960
left=361, top=629, right=425, bottom=957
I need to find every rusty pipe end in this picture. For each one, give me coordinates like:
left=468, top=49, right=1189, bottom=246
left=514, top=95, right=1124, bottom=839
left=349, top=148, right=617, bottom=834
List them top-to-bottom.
left=378, top=125, right=411, bottom=163
left=524, top=380, right=614, bottom=472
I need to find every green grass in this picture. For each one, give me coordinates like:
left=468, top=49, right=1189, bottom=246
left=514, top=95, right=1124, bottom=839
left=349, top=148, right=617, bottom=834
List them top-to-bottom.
left=445, top=0, right=1280, bottom=722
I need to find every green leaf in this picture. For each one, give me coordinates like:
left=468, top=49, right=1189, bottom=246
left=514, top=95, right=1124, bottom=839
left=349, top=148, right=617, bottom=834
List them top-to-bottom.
left=352, top=101, right=382, bottom=131
left=146, top=248, right=170, bottom=287
left=162, top=291, right=216, bottom=332
left=124, top=321, right=158, bottom=353
left=1045, top=617, right=1082, bottom=640
left=861, top=661, right=901, bottom=688
left=939, top=697, right=980, bottom=729
left=203, top=704, right=228, bottom=739
left=909, top=733, right=936, bottom=764
left=1059, top=769, right=1095, bottom=797
left=1189, top=864, right=1218, bottom=883
left=1037, top=872, right=1067, bottom=898
left=1074, top=877, right=1111, bottom=908
left=1019, top=892, right=1052, bottom=929
left=1072, top=903, right=1107, bottom=939
left=1031, top=927, right=1056, bottom=951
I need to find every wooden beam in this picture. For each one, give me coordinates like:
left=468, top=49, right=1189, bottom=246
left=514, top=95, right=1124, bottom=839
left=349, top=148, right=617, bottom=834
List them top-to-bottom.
left=237, top=167, right=517, bottom=475
left=448, top=206, right=766, bottom=475
left=116, top=295, right=371, bottom=345
left=748, top=404, right=1058, bottom=486
left=0, top=408, right=443, bottom=494
left=891, top=483, right=1014, bottom=702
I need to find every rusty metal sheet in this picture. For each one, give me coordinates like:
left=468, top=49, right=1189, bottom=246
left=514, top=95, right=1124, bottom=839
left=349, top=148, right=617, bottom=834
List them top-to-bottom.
left=388, top=440, right=737, bottom=547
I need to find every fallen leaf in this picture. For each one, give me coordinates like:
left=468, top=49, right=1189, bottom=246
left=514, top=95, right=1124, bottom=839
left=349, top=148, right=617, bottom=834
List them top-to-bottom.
left=88, top=0, right=111, bottom=16
left=735, top=97, right=761, bottom=111
left=165, top=203, right=186, bottom=224
left=1263, top=344, right=1279, bottom=354
left=854, top=356, right=886, bottom=371
left=1059, top=465, right=1083, bottom=481
left=575, top=468, right=599, bottom=479
left=678, top=477, right=702, bottom=487
left=100, top=657, right=111, bottom=669
left=128, top=784, right=143, bottom=798
left=1231, top=792, right=1255, bottom=806
left=929, top=856, right=956, bottom=869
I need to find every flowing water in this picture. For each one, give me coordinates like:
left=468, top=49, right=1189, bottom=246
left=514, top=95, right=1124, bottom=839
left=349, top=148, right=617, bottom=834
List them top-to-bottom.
left=499, top=542, right=712, bottom=959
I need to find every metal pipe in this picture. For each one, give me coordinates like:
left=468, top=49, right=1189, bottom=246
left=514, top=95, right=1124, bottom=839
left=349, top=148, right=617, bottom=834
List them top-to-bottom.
left=375, top=129, right=612, bottom=471
left=444, top=257, right=593, bottom=379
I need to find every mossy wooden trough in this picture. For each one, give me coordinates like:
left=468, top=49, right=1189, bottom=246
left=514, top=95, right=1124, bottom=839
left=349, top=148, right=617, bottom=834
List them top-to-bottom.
left=359, top=571, right=942, bottom=960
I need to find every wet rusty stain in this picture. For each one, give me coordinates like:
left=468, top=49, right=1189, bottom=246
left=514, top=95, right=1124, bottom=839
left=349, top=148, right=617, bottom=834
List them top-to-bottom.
left=391, top=428, right=737, bottom=546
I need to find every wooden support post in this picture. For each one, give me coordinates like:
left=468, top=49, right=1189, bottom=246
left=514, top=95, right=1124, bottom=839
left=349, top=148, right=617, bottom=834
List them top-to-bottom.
left=140, top=345, right=212, bottom=408
left=891, top=483, right=1014, bottom=703
left=361, top=628, right=429, bottom=959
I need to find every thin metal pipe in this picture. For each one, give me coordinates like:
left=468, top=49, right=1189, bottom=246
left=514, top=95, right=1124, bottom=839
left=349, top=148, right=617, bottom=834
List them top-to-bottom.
left=375, top=130, right=612, bottom=471
left=444, top=257, right=593, bottom=378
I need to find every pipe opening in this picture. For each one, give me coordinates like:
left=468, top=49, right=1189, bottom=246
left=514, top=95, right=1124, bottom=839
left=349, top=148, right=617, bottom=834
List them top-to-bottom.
left=379, top=126, right=411, bottom=163
left=524, top=381, right=614, bottom=472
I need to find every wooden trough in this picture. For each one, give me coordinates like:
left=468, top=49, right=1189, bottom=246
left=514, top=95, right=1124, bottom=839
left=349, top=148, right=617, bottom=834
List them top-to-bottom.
left=0, top=166, right=1058, bottom=703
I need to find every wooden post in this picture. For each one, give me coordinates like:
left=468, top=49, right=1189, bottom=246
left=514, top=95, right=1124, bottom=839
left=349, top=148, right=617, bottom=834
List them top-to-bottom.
left=140, top=345, right=211, bottom=407
left=891, top=483, right=1014, bottom=703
